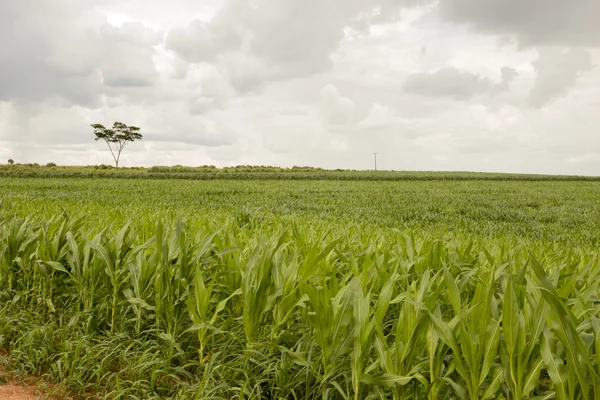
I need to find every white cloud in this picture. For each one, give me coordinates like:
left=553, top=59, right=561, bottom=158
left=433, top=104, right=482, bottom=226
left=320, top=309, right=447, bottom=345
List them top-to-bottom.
left=165, top=17, right=240, bottom=63
left=491, top=66, right=519, bottom=93
left=404, top=67, right=492, bottom=100
left=319, top=85, right=356, bottom=126
left=188, top=97, right=215, bottom=115
left=360, top=103, right=394, bottom=129
left=568, top=152, right=600, bottom=164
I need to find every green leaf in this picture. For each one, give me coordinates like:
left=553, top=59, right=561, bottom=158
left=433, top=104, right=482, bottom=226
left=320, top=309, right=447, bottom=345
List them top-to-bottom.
left=45, top=260, right=68, bottom=274
left=541, top=329, right=567, bottom=400
left=361, top=373, right=413, bottom=387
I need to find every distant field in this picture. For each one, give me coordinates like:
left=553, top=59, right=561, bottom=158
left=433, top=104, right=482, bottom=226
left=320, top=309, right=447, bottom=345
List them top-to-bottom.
left=2, top=175, right=600, bottom=398
left=2, top=177, right=600, bottom=244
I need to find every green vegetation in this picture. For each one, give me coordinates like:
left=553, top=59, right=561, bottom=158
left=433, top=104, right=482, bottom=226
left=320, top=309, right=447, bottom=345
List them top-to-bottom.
left=2, top=163, right=600, bottom=181
left=1, top=175, right=600, bottom=399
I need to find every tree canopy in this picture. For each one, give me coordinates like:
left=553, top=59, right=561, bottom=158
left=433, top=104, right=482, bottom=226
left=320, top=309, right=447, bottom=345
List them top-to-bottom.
left=91, top=122, right=142, bottom=168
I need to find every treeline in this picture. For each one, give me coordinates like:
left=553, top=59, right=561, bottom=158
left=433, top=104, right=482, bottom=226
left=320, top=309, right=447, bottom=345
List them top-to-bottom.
left=1, top=163, right=600, bottom=181
left=149, top=165, right=327, bottom=173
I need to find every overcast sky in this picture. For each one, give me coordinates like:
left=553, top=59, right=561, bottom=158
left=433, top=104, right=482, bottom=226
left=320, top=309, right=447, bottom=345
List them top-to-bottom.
left=1, top=0, right=599, bottom=174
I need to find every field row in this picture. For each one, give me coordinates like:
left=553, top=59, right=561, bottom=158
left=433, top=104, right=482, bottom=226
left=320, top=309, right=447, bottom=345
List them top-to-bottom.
left=2, top=178, right=600, bottom=245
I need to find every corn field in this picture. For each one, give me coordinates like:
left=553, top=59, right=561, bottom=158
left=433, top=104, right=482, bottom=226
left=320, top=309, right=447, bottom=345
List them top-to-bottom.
left=1, top=177, right=600, bottom=399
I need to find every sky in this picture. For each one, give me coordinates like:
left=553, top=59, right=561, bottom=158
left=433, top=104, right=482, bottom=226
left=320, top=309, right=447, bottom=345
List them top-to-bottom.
left=1, top=0, right=599, bottom=175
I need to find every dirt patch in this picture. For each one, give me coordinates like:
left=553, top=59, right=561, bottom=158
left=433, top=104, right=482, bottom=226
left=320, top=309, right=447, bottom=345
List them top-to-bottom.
left=0, top=352, right=90, bottom=400
left=0, top=354, right=41, bottom=400
left=0, top=370, right=42, bottom=400
left=0, top=383, right=41, bottom=400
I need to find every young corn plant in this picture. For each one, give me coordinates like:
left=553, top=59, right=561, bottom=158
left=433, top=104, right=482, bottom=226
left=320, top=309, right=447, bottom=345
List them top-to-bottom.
left=1, top=217, right=38, bottom=295
left=152, top=221, right=209, bottom=363
left=87, top=224, right=137, bottom=334
left=65, top=231, right=103, bottom=318
left=240, top=238, right=280, bottom=348
left=269, top=249, right=307, bottom=342
left=124, top=250, right=158, bottom=334
left=530, top=256, right=598, bottom=400
left=429, top=265, right=505, bottom=400
left=187, top=268, right=241, bottom=363
left=368, top=271, right=438, bottom=399
left=498, top=271, right=547, bottom=400
left=350, top=272, right=396, bottom=399
left=304, top=275, right=357, bottom=397
left=351, top=288, right=373, bottom=400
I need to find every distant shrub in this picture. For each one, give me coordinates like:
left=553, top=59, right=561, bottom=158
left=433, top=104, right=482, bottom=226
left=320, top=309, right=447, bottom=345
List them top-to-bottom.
left=46, top=162, right=57, bottom=167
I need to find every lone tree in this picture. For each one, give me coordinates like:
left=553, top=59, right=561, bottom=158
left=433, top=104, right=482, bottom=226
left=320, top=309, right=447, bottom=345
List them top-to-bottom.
left=91, top=122, right=142, bottom=168
left=7, top=159, right=14, bottom=165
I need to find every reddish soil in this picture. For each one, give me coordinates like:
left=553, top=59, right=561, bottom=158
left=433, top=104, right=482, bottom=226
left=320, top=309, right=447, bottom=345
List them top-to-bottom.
left=0, top=353, right=42, bottom=400
left=0, top=369, right=41, bottom=400
left=0, top=383, right=40, bottom=400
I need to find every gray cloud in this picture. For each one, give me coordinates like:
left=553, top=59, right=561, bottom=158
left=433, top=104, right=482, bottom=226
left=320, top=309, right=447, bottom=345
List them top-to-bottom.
left=166, top=0, right=422, bottom=92
left=440, top=0, right=600, bottom=47
left=436, top=1, right=598, bottom=110
left=0, top=2, right=104, bottom=106
left=0, top=2, right=164, bottom=103
left=165, top=16, right=241, bottom=63
left=99, top=22, right=163, bottom=87
left=100, top=22, right=163, bottom=47
left=530, top=48, right=593, bottom=107
left=185, top=65, right=236, bottom=114
left=404, top=67, right=492, bottom=100
left=496, top=67, right=519, bottom=92
left=319, top=85, right=356, bottom=125
left=189, top=97, right=215, bottom=115
left=0, top=103, right=91, bottom=145
left=141, top=103, right=240, bottom=147
left=359, top=103, right=395, bottom=129
left=144, top=125, right=237, bottom=147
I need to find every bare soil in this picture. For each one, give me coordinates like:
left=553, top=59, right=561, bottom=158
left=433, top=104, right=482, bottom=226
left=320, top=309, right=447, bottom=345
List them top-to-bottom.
left=0, top=352, right=42, bottom=400
left=0, top=369, right=41, bottom=400
left=0, top=383, right=40, bottom=400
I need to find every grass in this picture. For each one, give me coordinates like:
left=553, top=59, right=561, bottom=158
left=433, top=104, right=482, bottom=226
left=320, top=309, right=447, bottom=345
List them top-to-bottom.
left=1, top=173, right=600, bottom=399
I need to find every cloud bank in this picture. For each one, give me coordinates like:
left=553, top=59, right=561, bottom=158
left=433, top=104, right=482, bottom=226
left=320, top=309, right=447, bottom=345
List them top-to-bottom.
left=1, top=0, right=599, bottom=175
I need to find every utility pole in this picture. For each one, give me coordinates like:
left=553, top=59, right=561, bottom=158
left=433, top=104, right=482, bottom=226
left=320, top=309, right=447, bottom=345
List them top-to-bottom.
left=374, top=153, right=378, bottom=171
